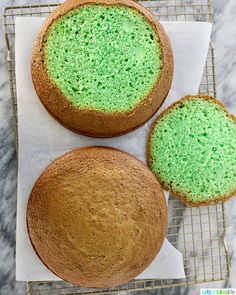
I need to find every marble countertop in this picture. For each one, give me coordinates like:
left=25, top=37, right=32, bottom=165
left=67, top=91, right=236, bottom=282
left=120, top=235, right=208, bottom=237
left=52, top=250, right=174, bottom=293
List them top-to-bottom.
left=1, top=0, right=236, bottom=294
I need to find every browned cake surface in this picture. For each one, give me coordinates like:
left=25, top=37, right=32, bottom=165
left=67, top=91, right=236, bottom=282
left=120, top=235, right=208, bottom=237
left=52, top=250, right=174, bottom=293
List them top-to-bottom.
left=31, top=0, right=173, bottom=137
left=27, top=147, right=167, bottom=288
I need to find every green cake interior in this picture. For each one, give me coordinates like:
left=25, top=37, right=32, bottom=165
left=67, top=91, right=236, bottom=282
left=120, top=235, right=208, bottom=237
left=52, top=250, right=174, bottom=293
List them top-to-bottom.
left=44, top=4, right=162, bottom=113
left=149, top=98, right=236, bottom=203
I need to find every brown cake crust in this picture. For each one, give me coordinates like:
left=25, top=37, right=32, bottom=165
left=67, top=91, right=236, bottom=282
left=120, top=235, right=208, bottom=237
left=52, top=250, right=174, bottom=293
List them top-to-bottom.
left=31, top=0, right=174, bottom=138
left=147, top=94, right=236, bottom=207
left=27, top=147, right=167, bottom=288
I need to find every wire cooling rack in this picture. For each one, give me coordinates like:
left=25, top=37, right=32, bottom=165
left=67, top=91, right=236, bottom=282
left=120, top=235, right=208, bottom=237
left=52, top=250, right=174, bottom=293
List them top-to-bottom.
left=3, top=0, right=230, bottom=294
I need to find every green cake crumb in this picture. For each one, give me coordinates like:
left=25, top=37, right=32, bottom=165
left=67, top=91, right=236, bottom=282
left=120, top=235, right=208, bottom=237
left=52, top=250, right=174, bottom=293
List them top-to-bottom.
left=44, top=4, right=162, bottom=113
left=149, top=97, right=236, bottom=203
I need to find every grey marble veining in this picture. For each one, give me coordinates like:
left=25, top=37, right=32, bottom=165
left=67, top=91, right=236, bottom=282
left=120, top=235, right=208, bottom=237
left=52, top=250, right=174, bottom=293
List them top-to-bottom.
left=1, top=0, right=236, bottom=294
left=213, top=0, right=236, bottom=288
left=0, top=2, right=22, bottom=294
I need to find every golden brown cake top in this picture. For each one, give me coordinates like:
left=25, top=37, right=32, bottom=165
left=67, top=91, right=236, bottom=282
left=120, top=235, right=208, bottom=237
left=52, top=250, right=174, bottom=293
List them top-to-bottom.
left=27, top=147, right=167, bottom=288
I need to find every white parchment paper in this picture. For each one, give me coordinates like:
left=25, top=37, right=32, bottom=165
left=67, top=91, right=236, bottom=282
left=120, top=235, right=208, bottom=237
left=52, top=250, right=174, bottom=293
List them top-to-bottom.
left=15, top=17, right=212, bottom=281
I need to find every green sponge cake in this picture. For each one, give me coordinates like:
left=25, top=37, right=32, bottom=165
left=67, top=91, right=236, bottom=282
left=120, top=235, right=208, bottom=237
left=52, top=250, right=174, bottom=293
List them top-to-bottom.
left=31, top=0, right=173, bottom=137
left=148, top=95, right=236, bottom=206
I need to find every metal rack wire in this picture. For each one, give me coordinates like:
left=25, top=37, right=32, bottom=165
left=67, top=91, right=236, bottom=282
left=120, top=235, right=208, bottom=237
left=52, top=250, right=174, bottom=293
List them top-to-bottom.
left=3, top=0, right=230, bottom=294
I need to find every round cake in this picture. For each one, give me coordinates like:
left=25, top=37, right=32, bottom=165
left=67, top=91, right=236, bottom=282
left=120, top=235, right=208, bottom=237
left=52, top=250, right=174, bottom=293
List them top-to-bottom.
left=31, top=0, right=173, bottom=137
left=148, top=95, right=236, bottom=207
left=27, top=147, right=167, bottom=288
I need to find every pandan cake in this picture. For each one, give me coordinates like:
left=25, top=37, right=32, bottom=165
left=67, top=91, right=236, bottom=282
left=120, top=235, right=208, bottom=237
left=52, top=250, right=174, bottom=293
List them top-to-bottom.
left=31, top=0, right=173, bottom=137
left=148, top=95, right=236, bottom=206
left=27, top=147, right=167, bottom=288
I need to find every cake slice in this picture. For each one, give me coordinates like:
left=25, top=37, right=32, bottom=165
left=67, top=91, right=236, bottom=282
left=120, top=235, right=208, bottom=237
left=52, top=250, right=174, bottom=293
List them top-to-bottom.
left=148, top=95, right=236, bottom=206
